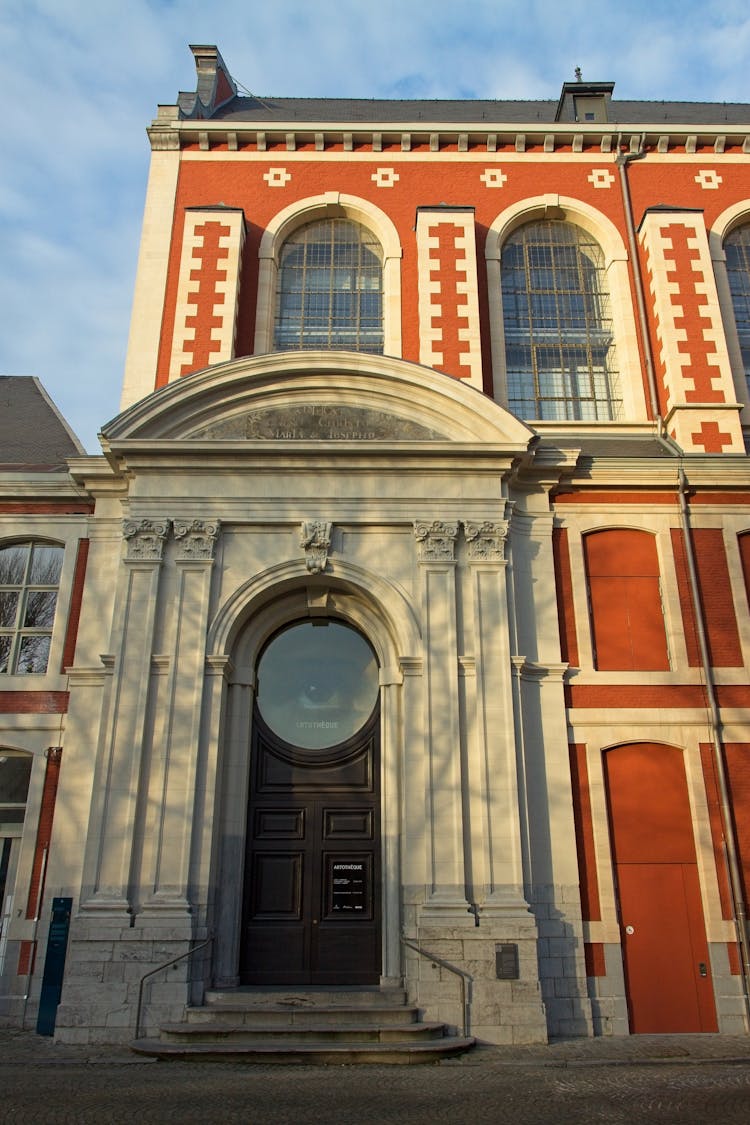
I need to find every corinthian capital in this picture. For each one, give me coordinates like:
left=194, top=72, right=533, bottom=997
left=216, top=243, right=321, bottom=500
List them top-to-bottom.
left=123, top=519, right=170, bottom=561
left=173, top=519, right=221, bottom=561
left=413, top=520, right=459, bottom=562
left=464, top=520, right=508, bottom=561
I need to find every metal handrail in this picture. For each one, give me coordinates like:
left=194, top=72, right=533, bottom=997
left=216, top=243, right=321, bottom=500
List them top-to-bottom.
left=400, top=934, right=473, bottom=1038
left=134, top=935, right=213, bottom=1040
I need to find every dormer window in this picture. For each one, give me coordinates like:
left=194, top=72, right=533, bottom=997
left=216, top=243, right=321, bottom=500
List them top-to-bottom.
left=574, top=95, right=607, bottom=123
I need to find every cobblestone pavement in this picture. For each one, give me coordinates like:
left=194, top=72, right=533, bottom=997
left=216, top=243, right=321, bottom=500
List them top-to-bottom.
left=2, top=1030, right=749, bottom=1124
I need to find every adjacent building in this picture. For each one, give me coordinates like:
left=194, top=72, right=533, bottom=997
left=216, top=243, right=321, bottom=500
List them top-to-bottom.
left=3, top=45, right=750, bottom=1043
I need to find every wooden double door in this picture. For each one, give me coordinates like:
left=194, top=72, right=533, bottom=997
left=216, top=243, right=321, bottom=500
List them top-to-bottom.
left=240, top=706, right=381, bottom=985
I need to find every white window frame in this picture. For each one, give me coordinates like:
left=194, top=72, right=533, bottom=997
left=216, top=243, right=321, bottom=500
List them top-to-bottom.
left=254, top=193, right=402, bottom=358
left=486, top=195, right=646, bottom=424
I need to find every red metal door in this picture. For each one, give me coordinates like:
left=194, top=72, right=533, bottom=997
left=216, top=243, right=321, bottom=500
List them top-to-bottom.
left=605, top=743, right=718, bottom=1033
left=615, top=861, right=717, bottom=1032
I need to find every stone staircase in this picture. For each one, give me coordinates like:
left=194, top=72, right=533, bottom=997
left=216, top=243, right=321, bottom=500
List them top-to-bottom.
left=131, top=986, right=475, bottom=1064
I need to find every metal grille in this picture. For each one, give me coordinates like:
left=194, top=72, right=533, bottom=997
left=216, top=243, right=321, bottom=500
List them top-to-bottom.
left=274, top=219, right=384, bottom=353
left=501, top=221, right=622, bottom=421
left=725, top=225, right=750, bottom=390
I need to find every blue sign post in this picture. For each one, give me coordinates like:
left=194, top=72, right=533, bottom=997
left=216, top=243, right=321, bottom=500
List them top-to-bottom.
left=36, top=896, right=72, bottom=1036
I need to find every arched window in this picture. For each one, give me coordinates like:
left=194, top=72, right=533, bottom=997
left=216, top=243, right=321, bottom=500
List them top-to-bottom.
left=274, top=219, right=384, bottom=353
left=501, top=220, right=621, bottom=421
left=724, top=224, right=750, bottom=392
left=0, top=542, right=64, bottom=674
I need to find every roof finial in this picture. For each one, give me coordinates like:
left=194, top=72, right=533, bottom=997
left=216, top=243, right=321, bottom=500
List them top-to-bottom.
left=574, top=66, right=583, bottom=82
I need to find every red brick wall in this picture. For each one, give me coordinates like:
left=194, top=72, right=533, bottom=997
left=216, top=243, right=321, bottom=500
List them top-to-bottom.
left=552, top=527, right=579, bottom=666
left=671, top=528, right=742, bottom=667
left=60, top=538, right=89, bottom=672
left=0, top=693, right=69, bottom=714
left=568, top=743, right=601, bottom=922
left=18, top=747, right=62, bottom=976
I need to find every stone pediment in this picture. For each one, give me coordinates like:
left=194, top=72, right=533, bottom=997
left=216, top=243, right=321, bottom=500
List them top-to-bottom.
left=102, top=352, right=535, bottom=449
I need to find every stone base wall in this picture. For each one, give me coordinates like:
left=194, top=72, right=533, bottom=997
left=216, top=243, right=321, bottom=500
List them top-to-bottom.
left=528, top=884, right=593, bottom=1039
left=404, top=908, right=548, bottom=1045
left=54, top=919, right=209, bottom=1045
left=581, top=943, right=629, bottom=1037
left=709, top=943, right=748, bottom=1035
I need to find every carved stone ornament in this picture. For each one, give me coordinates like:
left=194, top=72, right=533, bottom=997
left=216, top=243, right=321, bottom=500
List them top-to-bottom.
left=123, top=519, right=170, bottom=561
left=173, top=519, right=221, bottom=561
left=413, top=520, right=459, bottom=562
left=464, top=520, right=508, bottom=561
left=300, top=521, right=332, bottom=574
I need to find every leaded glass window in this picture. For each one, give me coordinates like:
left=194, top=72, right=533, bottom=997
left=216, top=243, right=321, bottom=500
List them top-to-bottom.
left=274, top=219, right=384, bottom=353
left=501, top=221, right=622, bottom=421
left=725, top=225, right=750, bottom=392
left=0, top=542, right=64, bottom=675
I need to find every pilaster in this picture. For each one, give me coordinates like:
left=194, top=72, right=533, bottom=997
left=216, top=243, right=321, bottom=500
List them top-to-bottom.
left=415, top=208, right=483, bottom=389
left=639, top=209, right=744, bottom=452
left=79, top=519, right=169, bottom=915
left=463, top=519, right=527, bottom=908
left=139, top=520, right=221, bottom=917
left=413, top=520, right=467, bottom=917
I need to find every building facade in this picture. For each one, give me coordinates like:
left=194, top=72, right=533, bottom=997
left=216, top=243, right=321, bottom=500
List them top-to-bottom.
left=3, top=45, right=750, bottom=1044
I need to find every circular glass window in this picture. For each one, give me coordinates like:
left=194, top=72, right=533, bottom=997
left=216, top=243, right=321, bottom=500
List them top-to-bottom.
left=256, top=621, right=379, bottom=749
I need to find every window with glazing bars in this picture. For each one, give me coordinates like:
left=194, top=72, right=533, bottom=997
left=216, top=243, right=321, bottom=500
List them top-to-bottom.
left=274, top=219, right=384, bottom=353
left=501, top=221, right=622, bottom=421
left=725, top=225, right=750, bottom=392
left=0, top=542, right=64, bottom=674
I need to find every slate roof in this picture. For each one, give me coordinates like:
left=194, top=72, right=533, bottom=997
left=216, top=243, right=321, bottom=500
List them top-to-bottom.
left=211, top=96, right=750, bottom=127
left=0, top=377, right=85, bottom=470
left=573, top=435, right=679, bottom=460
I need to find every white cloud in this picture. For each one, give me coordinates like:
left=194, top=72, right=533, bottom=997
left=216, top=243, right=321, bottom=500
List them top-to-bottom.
left=1, top=0, right=749, bottom=449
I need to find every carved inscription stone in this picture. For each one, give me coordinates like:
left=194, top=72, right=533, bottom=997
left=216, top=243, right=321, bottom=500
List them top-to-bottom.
left=192, top=404, right=445, bottom=441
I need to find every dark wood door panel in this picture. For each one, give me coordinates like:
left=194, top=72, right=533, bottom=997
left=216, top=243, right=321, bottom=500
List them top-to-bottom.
left=241, top=707, right=381, bottom=985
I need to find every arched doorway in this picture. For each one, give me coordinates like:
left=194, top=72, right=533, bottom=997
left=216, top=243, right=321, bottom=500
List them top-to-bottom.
left=240, top=620, right=381, bottom=985
left=604, top=742, right=717, bottom=1032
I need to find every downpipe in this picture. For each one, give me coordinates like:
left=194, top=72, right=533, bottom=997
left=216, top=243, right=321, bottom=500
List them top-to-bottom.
left=678, top=465, right=750, bottom=1025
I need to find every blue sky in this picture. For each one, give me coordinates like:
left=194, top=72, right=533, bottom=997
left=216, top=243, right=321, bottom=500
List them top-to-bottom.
left=2, top=0, right=749, bottom=450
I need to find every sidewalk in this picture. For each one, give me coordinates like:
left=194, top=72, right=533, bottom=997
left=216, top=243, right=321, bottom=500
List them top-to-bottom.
left=1, top=1026, right=749, bottom=1068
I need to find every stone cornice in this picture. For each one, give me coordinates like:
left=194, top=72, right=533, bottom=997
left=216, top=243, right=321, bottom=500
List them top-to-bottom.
left=148, top=118, right=750, bottom=156
left=566, top=454, right=750, bottom=489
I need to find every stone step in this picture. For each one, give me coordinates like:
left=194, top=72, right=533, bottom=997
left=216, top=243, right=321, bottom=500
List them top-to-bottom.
left=131, top=985, right=475, bottom=1065
left=203, top=986, right=407, bottom=1009
left=186, top=1004, right=421, bottom=1028
left=156, top=1021, right=446, bottom=1045
left=130, top=1037, right=476, bottom=1065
